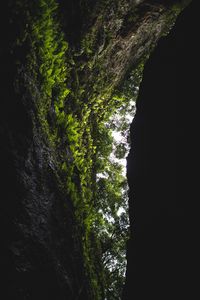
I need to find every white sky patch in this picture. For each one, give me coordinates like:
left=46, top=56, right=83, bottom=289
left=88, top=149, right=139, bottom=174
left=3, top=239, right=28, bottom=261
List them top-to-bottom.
left=97, top=100, right=136, bottom=219
left=110, top=108, right=135, bottom=177
left=112, top=130, right=124, bottom=143
left=109, top=151, right=127, bottom=176
left=97, top=172, right=109, bottom=179
left=117, top=206, right=126, bottom=216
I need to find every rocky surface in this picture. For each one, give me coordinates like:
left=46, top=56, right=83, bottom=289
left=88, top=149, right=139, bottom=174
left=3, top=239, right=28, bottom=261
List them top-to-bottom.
left=71, top=0, right=188, bottom=99
left=0, top=1, right=193, bottom=299
left=124, top=1, right=199, bottom=299
left=0, top=3, right=89, bottom=299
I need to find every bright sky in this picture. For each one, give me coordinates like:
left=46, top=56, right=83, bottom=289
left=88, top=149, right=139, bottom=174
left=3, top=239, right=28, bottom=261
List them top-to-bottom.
left=110, top=110, right=135, bottom=176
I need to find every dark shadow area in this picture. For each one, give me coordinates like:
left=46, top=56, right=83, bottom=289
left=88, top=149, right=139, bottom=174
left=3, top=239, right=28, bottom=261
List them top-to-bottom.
left=124, top=1, right=200, bottom=299
left=0, top=3, right=88, bottom=299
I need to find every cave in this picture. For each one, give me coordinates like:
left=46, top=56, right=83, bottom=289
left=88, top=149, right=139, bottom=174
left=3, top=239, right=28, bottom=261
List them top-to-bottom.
left=0, top=1, right=198, bottom=299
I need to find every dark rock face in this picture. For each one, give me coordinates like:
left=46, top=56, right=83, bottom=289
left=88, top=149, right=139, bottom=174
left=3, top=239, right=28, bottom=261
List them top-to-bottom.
left=124, top=1, right=199, bottom=299
left=0, top=4, right=88, bottom=300
left=0, top=62, right=86, bottom=300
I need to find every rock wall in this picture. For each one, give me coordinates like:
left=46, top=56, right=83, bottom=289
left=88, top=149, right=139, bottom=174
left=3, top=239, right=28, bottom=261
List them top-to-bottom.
left=0, top=1, right=193, bottom=299
left=124, top=1, right=199, bottom=299
left=0, top=2, right=89, bottom=299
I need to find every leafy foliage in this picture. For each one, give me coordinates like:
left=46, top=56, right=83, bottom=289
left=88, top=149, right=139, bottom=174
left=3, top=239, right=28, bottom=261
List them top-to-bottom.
left=13, top=0, right=144, bottom=299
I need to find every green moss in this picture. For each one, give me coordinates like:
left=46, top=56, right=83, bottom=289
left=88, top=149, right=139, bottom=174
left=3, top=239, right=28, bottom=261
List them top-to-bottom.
left=14, top=0, right=186, bottom=298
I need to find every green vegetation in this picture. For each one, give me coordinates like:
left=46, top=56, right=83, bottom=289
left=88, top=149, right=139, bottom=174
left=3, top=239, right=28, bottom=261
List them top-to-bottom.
left=12, top=0, right=186, bottom=298
left=13, top=0, right=133, bottom=299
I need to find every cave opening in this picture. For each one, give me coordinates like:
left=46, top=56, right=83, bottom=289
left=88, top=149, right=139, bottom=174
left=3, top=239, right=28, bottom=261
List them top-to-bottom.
left=0, top=1, right=195, bottom=300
